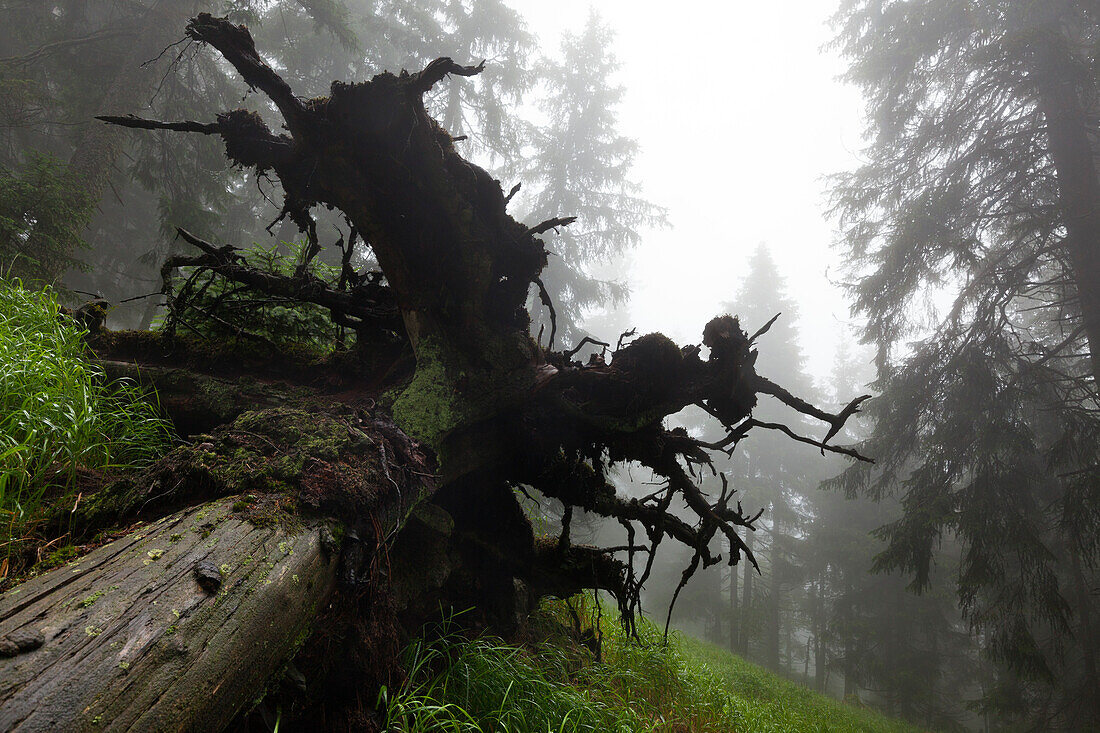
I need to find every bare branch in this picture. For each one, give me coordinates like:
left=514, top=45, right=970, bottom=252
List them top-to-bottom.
left=185, top=14, right=308, bottom=135
left=413, top=57, right=486, bottom=94
left=95, top=115, right=218, bottom=135
left=528, top=217, right=577, bottom=236
left=168, top=229, right=402, bottom=335
left=748, top=312, right=782, bottom=344
left=564, top=336, right=610, bottom=361
left=755, top=374, right=872, bottom=448
left=750, top=419, right=874, bottom=463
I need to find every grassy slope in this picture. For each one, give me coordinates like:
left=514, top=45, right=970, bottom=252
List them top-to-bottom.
left=382, top=601, right=923, bottom=732
left=678, top=634, right=920, bottom=733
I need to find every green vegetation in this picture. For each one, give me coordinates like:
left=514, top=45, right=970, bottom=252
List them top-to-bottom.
left=0, top=153, right=90, bottom=283
left=164, top=239, right=343, bottom=356
left=0, top=277, right=173, bottom=577
left=380, top=601, right=919, bottom=732
left=677, top=637, right=917, bottom=733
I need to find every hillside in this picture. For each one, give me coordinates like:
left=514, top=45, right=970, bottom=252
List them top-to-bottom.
left=380, top=600, right=923, bottom=732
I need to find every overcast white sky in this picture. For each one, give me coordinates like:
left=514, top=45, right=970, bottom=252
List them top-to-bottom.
left=512, top=0, right=869, bottom=383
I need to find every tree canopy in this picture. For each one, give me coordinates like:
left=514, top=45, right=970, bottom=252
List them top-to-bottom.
left=832, top=0, right=1100, bottom=725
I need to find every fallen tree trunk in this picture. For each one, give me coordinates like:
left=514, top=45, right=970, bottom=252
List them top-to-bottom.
left=0, top=12, right=874, bottom=730
left=98, top=359, right=315, bottom=437
left=2, top=398, right=442, bottom=731
left=0, top=497, right=338, bottom=732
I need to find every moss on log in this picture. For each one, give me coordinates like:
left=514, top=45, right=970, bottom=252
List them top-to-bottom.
left=99, top=360, right=315, bottom=437
left=0, top=497, right=339, bottom=732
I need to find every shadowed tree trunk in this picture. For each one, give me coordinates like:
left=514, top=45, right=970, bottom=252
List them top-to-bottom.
left=1028, top=5, right=1100, bottom=386
left=0, top=13, right=871, bottom=731
left=765, top=512, right=781, bottom=671
left=740, top=528, right=754, bottom=656
left=728, top=551, right=738, bottom=653
left=813, top=579, right=826, bottom=692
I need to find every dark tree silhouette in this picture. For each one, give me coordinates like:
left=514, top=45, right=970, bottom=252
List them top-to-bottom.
left=833, top=0, right=1100, bottom=725
left=0, top=14, right=868, bottom=731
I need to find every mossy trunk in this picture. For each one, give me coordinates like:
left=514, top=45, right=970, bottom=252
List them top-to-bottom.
left=22, top=11, right=873, bottom=730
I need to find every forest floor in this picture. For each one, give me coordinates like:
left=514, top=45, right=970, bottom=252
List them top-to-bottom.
left=381, top=599, right=924, bottom=732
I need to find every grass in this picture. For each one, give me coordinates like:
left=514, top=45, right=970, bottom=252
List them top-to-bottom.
left=0, top=277, right=174, bottom=579
left=380, top=600, right=923, bottom=732
left=677, top=636, right=920, bottom=732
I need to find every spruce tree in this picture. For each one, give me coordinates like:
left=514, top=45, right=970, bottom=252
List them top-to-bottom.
left=832, top=1, right=1100, bottom=725
left=516, top=11, right=666, bottom=346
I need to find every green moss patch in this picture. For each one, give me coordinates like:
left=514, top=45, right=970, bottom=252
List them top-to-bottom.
left=75, top=407, right=434, bottom=531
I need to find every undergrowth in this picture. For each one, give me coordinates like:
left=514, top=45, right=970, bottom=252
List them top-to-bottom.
left=164, top=239, right=345, bottom=356
left=0, top=277, right=173, bottom=579
left=379, top=599, right=920, bottom=732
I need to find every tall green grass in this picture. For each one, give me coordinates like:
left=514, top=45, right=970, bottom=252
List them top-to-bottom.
left=0, top=277, right=173, bottom=576
left=380, top=600, right=922, bottom=732
left=377, top=602, right=732, bottom=732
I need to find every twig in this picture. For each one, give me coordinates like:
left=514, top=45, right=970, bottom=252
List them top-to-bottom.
left=535, top=277, right=557, bottom=350
left=748, top=312, right=781, bottom=344
left=564, top=336, right=610, bottom=361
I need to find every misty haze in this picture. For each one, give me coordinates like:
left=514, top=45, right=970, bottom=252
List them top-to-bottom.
left=1, top=2, right=1098, bottom=731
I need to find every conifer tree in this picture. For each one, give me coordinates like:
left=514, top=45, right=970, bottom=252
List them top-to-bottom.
left=832, top=1, right=1100, bottom=725
left=516, top=11, right=666, bottom=346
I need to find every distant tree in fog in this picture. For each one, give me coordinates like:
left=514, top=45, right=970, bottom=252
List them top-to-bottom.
left=832, top=1, right=1100, bottom=726
left=516, top=11, right=666, bottom=346
left=813, top=342, right=978, bottom=728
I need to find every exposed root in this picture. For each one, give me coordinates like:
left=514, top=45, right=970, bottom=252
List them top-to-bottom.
left=98, top=12, right=874, bottom=652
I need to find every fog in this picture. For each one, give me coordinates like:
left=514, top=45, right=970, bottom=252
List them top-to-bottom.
left=517, top=0, right=866, bottom=380
left=4, top=2, right=1100, bottom=731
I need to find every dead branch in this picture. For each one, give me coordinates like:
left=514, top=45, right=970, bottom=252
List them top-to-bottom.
left=185, top=13, right=308, bottom=135
left=413, top=57, right=485, bottom=93
left=94, top=115, right=218, bottom=134
left=528, top=217, right=578, bottom=236
left=165, top=228, right=403, bottom=337
left=748, top=312, right=782, bottom=344
left=754, top=374, right=872, bottom=449
left=749, top=419, right=874, bottom=463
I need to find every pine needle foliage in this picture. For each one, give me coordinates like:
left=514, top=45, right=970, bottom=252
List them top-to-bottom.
left=830, top=1, right=1100, bottom=725
left=0, top=154, right=90, bottom=283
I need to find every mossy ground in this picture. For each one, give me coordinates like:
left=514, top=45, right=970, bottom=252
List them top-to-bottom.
left=76, top=407, right=403, bottom=531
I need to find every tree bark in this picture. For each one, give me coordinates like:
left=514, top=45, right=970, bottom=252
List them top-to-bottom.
left=1030, top=8, right=1100, bottom=386
left=98, top=359, right=314, bottom=437
left=0, top=497, right=339, bottom=732
left=765, top=514, right=780, bottom=671
left=740, top=529, right=753, bottom=655
left=1068, top=539, right=1100, bottom=719
left=728, top=551, right=738, bottom=653
left=842, top=576, right=856, bottom=701
left=814, top=579, right=825, bottom=692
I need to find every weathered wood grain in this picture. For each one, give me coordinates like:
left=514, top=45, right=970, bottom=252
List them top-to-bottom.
left=0, top=498, right=338, bottom=732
